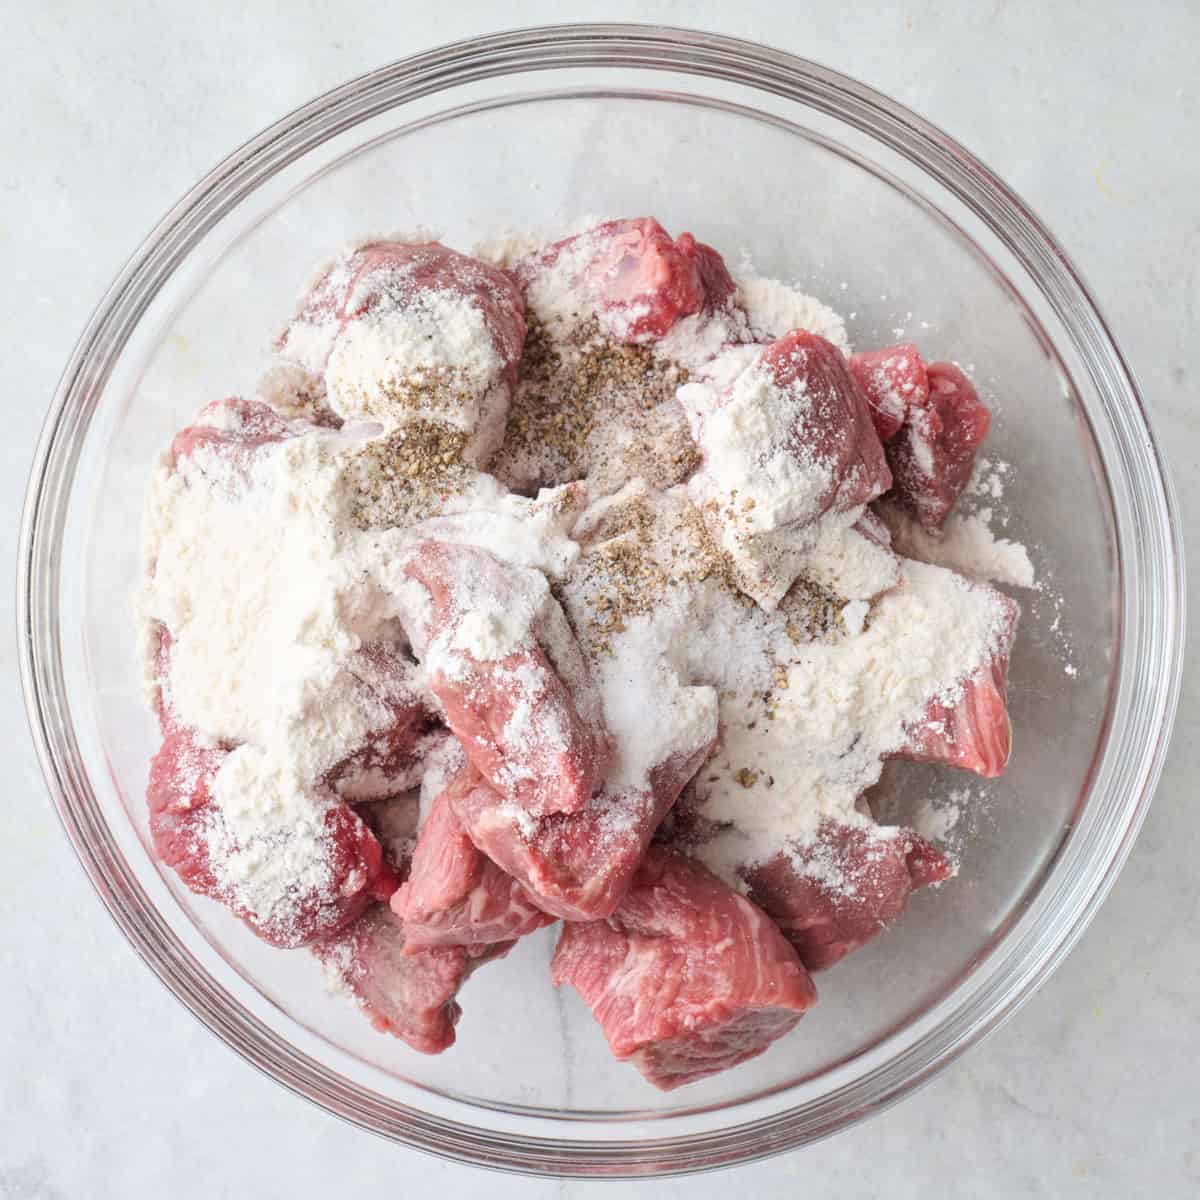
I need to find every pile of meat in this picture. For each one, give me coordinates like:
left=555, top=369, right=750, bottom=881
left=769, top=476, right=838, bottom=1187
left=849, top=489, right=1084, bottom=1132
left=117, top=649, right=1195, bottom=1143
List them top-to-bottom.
left=140, top=218, right=1015, bottom=1091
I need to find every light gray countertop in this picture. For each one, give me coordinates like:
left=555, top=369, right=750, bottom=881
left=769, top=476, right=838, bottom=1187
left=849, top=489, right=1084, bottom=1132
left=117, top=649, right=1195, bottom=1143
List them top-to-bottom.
left=3, top=3, right=1196, bottom=1197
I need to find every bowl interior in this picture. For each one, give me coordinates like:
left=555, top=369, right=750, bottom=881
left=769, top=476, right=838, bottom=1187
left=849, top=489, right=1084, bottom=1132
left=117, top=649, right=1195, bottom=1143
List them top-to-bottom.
left=75, top=91, right=1114, bottom=1120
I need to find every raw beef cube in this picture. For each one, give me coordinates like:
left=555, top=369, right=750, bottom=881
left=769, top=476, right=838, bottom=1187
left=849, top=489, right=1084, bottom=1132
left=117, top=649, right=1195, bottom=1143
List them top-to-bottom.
left=515, top=217, right=735, bottom=342
left=676, top=231, right=739, bottom=312
left=277, top=240, right=526, bottom=464
left=282, top=241, right=526, bottom=375
left=682, top=331, right=891, bottom=608
left=755, top=331, right=892, bottom=515
left=848, top=343, right=929, bottom=443
left=887, top=361, right=991, bottom=530
left=170, top=396, right=293, bottom=470
left=405, top=539, right=610, bottom=817
left=894, top=585, right=1017, bottom=778
left=898, top=649, right=1016, bottom=780
left=900, top=657, right=1012, bottom=777
left=147, top=728, right=397, bottom=948
left=451, top=734, right=716, bottom=922
left=392, top=766, right=556, bottom=950
left=743, top=820, right=953, bottom=972
left=551, top=847, right=817, bottom=1090
left=313, top=905, right=475, bottom=1054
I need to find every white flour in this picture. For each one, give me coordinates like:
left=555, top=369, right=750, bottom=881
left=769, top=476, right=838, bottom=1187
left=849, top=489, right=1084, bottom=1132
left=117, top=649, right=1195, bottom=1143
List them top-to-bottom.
left=139, top=222, right=1023, bottom=929
left=279, top=240, right=520, bottom=464
left=734, top=274, right=850, bottom=355
left=325, top=292, right=501, bottom=429
left=679, top=344, right=891, bottom=611
left=680, top=355, right=836, bottom=538
left=880, top=502, right=1036, bottom=589
left=693, top=559, right=1013, bottom=885
left=912, top=793, right=962, bottom=843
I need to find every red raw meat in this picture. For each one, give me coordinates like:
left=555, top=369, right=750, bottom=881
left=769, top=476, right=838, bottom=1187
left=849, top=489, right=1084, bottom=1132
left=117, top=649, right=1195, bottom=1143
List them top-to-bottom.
left=515, top=217, right=735, bottom=342
left=675, top=231, right=738, bottom=311
left=279, top=239, right=526, bottom=388
left=685, top=331, right=892, bottom=608
left=758, top=331, right=892, bottom=515
left=848, top=343, right=929, bottom=443
left=887, top=361, right=991, bottom=530
left=170, top=396, right=292, bottom=470
left=405, top=539, right=610, bottom=817
left=896, top=590, right=1018, bottom=777
left=147, top=728, right=397, bottom=948
left=145, top=729, right=229, bottom=897
left=451, top=735, right=716, bottom=922
left=392, top=766, right=556, bottom=950
left=743, top=820, right=954, bottom=972
left=551, top=847, right=817, bottom=1090
left=313, top=905, right=482, bottom=1054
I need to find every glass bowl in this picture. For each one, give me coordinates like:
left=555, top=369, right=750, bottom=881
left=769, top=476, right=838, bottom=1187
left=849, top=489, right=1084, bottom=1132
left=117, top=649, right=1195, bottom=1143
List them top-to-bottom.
left=18, top=24, right=1183, bottom=1177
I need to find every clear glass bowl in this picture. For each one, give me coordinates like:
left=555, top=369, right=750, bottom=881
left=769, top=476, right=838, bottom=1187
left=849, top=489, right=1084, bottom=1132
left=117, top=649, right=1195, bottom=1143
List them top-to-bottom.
left=18, top=24, right=1183, bottom=1177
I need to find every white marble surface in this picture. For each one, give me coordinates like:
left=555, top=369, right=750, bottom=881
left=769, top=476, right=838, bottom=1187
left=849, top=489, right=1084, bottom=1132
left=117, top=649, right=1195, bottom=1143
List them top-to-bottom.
left=3, top=2, right=1197, bottom=1196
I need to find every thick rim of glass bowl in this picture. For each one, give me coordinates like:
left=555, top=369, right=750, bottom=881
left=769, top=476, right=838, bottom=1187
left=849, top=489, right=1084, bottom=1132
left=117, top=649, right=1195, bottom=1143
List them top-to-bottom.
left=17, top=23, right=1184, bottom=1178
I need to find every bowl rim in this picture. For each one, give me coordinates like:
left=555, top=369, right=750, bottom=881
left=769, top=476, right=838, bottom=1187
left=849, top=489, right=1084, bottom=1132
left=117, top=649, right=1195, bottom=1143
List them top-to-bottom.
left=17, top=22, right=1185, bottom=1177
